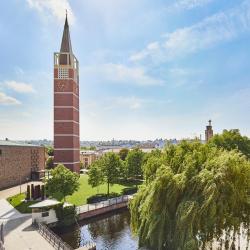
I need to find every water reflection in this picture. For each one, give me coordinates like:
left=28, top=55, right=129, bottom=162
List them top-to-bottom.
left=54, top=208, right=147, bottom=250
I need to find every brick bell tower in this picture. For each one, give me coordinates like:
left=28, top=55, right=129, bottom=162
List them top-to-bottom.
left=53, top=13, right=80, bottom=173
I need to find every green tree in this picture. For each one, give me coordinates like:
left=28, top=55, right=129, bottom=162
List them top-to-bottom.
left=209, top=129, right=250, bottom=159
left=130, top=141, right=250, bottom=250
left=46, top=146, right=54, bottom=156
left=119, top=148, right=129, bottom=161
left=126, top=148, right=144, bottom=179
left=102, top=152, right=122, bottom=196
left=88, top=153, right=122, bottom=196
left=46, top=156, right=54, bottom=169
left=88, top=161, right=104, bottom=189
left=46, top=164, right=80, bottom=202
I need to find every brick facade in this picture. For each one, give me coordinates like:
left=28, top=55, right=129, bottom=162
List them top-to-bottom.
left=53, top=15, right=80, bottom=173
left=0, top=145, right=45, bottom=190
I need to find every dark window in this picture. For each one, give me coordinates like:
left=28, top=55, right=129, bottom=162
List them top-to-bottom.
left=0, top=150, right=2, bottom=156
left=42, top=212, right=49, bottom=217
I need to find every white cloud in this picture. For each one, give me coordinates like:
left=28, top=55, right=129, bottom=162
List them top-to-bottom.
left=26, top=0, right=75, bottom=24
left=167, top=0, right=214, bottom=12
left=130, top=1, right=250, bottom=62
left=81, top=63, right=164, bottom=86
left=5, top=81, right=35, bottom=93
left=0, top=92, right=21, bottom=105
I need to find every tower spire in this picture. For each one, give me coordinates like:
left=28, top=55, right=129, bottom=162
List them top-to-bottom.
left=60, top=11, right=72, bottom=54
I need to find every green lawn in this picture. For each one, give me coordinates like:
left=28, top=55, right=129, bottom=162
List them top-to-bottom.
left=7, top=174, right=133, bottom=212
left=65, top=174, right=132, bottom=206
left=7, top=193, right=38, bottom=213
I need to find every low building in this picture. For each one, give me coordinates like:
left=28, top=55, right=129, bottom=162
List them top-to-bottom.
left=0, top=140, right=45, bottom=190
left=80, top=150, right=99, bottom=168
left=29, top=199, right=60, bottom=225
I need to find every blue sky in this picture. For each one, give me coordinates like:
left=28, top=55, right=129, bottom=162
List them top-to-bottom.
left=0, top=0, right=250, bottom=140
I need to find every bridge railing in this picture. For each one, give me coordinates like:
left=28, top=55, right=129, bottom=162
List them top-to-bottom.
left=77, top=195, right=131, bottom=214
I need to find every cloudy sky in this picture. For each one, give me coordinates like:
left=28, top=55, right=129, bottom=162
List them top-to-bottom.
left=0, top=0, right=250, bottom=140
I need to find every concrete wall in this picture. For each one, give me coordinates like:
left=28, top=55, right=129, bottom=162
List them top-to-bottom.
left=32, top=209, right=57, bottom=224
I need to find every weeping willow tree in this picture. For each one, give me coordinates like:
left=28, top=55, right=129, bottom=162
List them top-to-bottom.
left=130, top=141, right=250, bottom=250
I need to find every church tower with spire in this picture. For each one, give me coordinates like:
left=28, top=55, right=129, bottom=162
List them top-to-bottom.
left=53, top=13, right=80, bottom=172
left=205, top=120, right=213, bottom=143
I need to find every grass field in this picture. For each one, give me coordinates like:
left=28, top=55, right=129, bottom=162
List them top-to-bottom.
left=7, top=174, right=133, bottom=212
left=65, top=174, right=132, bottom=206
left=7, top=193, right=37, bottom=213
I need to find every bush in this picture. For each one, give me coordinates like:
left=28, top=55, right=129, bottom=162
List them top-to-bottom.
left=116, top=178, right=142, bottom=186
left=122, top=187, right=138, bottom=195
left=86, top=192, right=120, bottom=204
left=54, top=204, right=77, bottom=227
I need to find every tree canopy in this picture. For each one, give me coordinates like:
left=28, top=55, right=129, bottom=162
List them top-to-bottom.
left=209, top=129, right=250, bottom=159
left=130, top=141, right=250, bottom=250
left=46, top=146, right=54, bottom=156
left=119, top=148, right=129, bottom=161
left=126, top=148, right=144, bottom=179
left=88, top=152, right=123, bottom=196
left=46, top=156, right=54, bottom=169
left=88, top=160, right=104, bottom=188
left=46, top=164, right=80, bottom=201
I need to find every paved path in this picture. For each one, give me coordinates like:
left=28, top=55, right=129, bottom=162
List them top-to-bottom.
left=0, top=181, right=42, bottom=200
left=0, top=199, right=54, bottom=250
left=0, top=199, right=30, bottom=222
left=3, top=217, right=54, bottom=250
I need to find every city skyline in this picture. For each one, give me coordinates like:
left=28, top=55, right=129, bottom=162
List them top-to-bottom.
left=0, top=0, right=250, bottom=140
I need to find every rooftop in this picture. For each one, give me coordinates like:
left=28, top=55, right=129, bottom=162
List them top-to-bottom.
left=0, top=140, right=43, bottom=147
left=29, top=199, right=61, bottom=208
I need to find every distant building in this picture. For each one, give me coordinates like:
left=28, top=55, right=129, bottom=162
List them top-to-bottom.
left=205, top=120, right=213, bottom=142
left=0, top=140, right=45, bottom=190
left=100, top=147, right=157, bottom=155
left=80, top=150, right=99, bottom=168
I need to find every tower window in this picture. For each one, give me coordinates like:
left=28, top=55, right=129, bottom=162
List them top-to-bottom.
left=58, top=68, right=69, bottom=79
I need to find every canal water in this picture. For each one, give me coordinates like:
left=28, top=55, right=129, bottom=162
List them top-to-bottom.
left=53, top=208, right=148, bottom=250
left=53, top=209, right=249, bottom=250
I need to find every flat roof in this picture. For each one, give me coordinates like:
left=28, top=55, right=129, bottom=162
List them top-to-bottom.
left=0, top=140, right=43, bottom=147
left=29, top=199, right=60, bottom=208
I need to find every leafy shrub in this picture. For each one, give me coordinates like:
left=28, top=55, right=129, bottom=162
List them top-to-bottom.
left=122, top=187, right=138, bottom=195
left=86, top=192, right=120, bottom=204
left=54, top=204, right=77, bottom=227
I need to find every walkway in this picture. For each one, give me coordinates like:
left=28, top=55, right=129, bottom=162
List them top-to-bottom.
left=0, top=181, right=42, bottom=200
left=0, top=199, right=54, bottom=250
left=0, top=199, right=30, bottom=222
left=3, top=217, right=54, bottom=250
